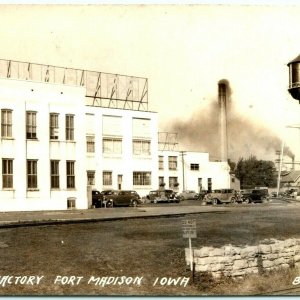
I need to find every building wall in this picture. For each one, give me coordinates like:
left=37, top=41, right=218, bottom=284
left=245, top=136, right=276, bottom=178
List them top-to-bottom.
left=0, top=76, right=230, bottom=211
left=0, top=78, right=87, bottom=211
left=84, top=106, right=158, bottom=197
left=158, top=150, right=231, bottom=193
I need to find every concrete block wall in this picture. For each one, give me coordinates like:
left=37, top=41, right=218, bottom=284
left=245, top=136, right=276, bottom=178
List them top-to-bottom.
left=185, top=238, right=300, bottom=279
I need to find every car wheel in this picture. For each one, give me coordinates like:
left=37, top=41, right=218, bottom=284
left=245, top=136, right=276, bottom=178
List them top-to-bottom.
left=231, top=197, right=236, bottom=204
left=212, top=198, right=218, bottom=205
left=244, top=198, right=250, bottom=204
left=153, top=199, right=158, bottom=204
left=131, top=200, right=138, bottom=207
left=106, top=201, right=113, bottom=208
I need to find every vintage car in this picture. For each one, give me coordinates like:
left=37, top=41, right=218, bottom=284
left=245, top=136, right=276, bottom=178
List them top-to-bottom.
left=146, top=189, right=180, bottom=203
left=203, top=189, right=237, bottom=205
left=104, top=190, right=142, bottom=207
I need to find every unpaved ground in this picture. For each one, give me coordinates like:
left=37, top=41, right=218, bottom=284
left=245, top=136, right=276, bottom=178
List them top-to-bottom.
left=0, top=203, right=300, bottom=295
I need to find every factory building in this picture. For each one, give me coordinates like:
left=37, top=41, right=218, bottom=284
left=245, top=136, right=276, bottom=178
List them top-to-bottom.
left=0, top=59, right=230, bottom=212
left=158, top=150, right=230, bottom=193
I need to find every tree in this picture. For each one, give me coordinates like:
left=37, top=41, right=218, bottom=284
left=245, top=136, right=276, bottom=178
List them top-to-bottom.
left=235, top=155, right=277, bottom=189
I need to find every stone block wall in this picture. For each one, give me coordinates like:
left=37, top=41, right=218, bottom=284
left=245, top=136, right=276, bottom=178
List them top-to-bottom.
left=185, top=238, right=300, bottom=279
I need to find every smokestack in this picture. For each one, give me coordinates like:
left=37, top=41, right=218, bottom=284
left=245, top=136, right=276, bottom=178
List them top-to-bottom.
left=218, top=81, right=228, bottom=162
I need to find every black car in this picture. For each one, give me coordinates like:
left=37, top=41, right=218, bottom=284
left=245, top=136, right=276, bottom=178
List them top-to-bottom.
left=92, top=189, right=115, bottom=208
left=146, top=189, right=180, bottom=203
left=242, top=189, right=269, bottom=203
left=92, top=190, right=103, bottom=208
left=105, top=190, right=142, bottom=207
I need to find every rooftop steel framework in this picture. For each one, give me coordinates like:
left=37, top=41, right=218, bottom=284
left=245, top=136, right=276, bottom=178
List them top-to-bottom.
left=0, top=59, right=148, bottom=111
left=158, top=132, right=178, bottom=151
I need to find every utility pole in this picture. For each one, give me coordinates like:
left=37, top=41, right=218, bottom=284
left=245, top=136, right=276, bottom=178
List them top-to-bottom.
left=181, top=151, right=186, bottom=191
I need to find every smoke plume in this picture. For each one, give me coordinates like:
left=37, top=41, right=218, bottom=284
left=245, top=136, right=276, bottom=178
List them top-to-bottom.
left=169, top=81, right=294, bottom=162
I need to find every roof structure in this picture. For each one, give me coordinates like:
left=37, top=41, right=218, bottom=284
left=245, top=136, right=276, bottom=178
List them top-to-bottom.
left=288, top=54, right=300, bottom=66
left=0, top=59, right=149, bottom=111
left=281, top=170, right=300, bottom=183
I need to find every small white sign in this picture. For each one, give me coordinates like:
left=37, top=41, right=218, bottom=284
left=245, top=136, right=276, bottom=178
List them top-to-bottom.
left=182, top=219, right=197, bottom=238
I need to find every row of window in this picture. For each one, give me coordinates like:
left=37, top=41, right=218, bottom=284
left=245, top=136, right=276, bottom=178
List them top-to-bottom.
left=1, top=110, right=74, bottom=141
left=1, top=110, right=152, bottom=156
left=88, top=137, right=151, bottom=155
left=158, top=156, right=200, bottom=171
left=159, top=156, right=178, bottom=170
left=1, top=159, right=152, bottom=189
left=1, top=159, right=75, bottom=189
left=88, top=171, right=152, bottom=186
left=159, top=176, right=178, bottom=189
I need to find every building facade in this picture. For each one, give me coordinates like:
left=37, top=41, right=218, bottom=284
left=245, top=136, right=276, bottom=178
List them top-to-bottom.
left=0, top=59, right=231, bottom=212
left=158, top=150, right=231, bottom=193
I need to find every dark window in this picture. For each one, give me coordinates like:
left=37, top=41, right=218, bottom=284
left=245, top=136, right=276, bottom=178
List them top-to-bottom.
left=1, top=109, right=12, bottom=138
left=26, top=111, right=37, bottom=139
left=50, top=113, right=59, bottom=140
left=66, top=115, right=74, bottom=141
left=2, top=159, right=13, bottom=188
left=27, top=160, right=38, bottom=189
left=50, top=160, right=60, bottom=189
left=66, top=161, right=75, bottom=188
left=190, top=163, right=199, bottom=171
left=133, top=172, right=151, bottom=185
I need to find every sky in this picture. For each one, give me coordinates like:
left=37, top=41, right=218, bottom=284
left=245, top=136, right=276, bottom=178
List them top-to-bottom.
left=0, top=4, right=299, bottom=166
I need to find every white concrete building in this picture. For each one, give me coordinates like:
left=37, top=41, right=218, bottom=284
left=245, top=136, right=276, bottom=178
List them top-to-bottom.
left=0, top=59, right=230, bottom=212
left=0, top=78, right=87, bottom=211
left=158, top=150, right=231, bottom=192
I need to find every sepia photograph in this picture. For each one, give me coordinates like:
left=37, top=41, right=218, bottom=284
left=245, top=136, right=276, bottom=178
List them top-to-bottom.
left=0, top=2, right=299, bottom=296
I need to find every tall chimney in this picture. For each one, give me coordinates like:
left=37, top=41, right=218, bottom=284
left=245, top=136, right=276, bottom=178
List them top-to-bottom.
left=218, top=81, right=228, bottom=162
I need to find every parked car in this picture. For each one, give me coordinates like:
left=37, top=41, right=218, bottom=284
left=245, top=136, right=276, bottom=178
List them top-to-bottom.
left=92, top=189, right=103, bottom=208
left=92, top=189, right=116, bottom=208
left=146, top=189, right=180, bottom=203
left=203, top=189, right=237, bottom=205
left=242, top=189, right=269, bottom=203
left=104, top=190, right=142, bottom=207
left=178, top=190, right=198, bottom=200
left=197, top=190, right=209, bottom=201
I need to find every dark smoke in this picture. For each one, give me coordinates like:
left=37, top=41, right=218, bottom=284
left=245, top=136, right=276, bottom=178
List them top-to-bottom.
left=169, top=81, right=294, bottom=162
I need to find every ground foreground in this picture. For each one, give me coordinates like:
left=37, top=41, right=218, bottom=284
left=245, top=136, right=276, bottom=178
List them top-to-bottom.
left=0, top=203, right=300, bottom=295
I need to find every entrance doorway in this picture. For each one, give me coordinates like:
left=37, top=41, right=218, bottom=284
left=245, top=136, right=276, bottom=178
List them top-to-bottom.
left=118, top=175, right=123, bottom=190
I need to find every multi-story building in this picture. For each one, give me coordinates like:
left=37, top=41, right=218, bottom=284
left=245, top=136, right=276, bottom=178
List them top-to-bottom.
left=0, top=59, right=230, bottom=212
left=158, top=150, right=231, bottom=193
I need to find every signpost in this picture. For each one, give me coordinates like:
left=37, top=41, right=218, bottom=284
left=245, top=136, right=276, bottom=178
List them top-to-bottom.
left=182, top=219, right=197, bottom=275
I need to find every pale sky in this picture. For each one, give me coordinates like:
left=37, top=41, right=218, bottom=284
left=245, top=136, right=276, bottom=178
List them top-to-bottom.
left=0, top=4, right=299, bottom=164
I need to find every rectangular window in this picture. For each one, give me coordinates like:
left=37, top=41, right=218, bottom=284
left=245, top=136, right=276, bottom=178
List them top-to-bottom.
left=1, top=109, right=12, bottom=138
left=26, top=111, right=37, bottom=139
left=50, top=113, right=59, bottom=140
left=66, top=114, right=74, bottom=141
left=86, top=135, right=95, bottom=153
left=103, top=138, right=122, bottom=154
left=133, top=140, right=151, bottom=155
left=159, top=156, right=164, bottom=170
left=168, top=156, right=177, bottom=170
left=2, top=159, right=13, bottom=188
left=27, top=160, right=38, bottom=189
left=50, top=160, right=60, bottom=189
left=66, top=161, right=75, bottom=188
left=190, top=163, right=199, bottom=171
left=87, top=170, right=95, bottom=185
left=103, top=171, right=112, bottom=186
left=133, top=171, right=151, bottom=186
left=159, top=176, right=164, bottom=185
left=169, top=177, right=178, bottom=189
left=198, top=178, right=203, bottom=188
left=208, top=178, right=212, bottom=192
